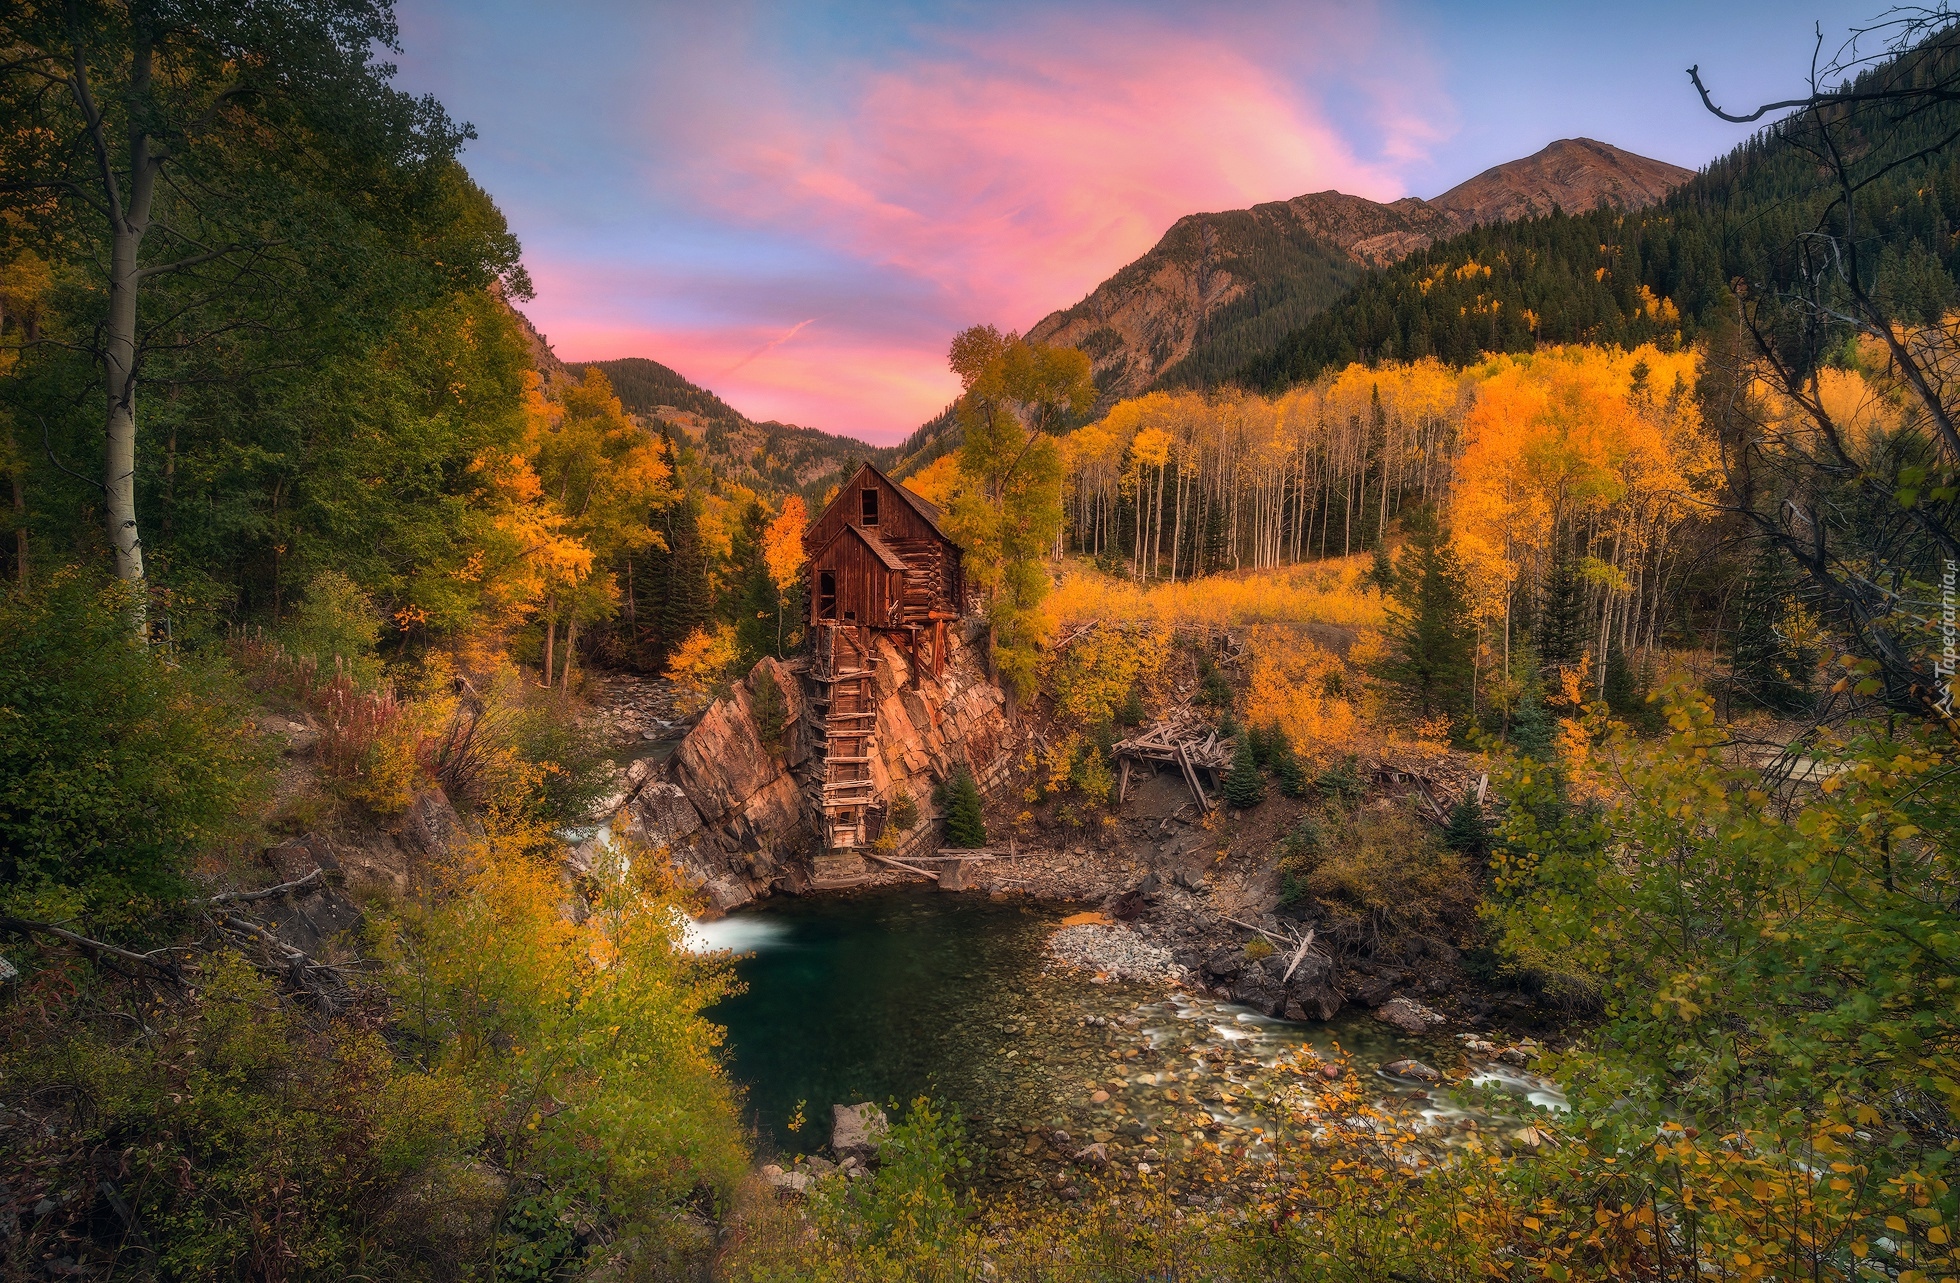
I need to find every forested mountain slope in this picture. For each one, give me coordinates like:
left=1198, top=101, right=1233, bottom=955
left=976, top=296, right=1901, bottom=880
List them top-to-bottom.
left=1242, top=70, right=1960, bottom=390
left=1025, top=139, right=1689, bottom=405
left=508, top=306, right=896, bottom=496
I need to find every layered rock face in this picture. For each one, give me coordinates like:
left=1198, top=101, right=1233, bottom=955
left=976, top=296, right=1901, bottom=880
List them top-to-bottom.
left=616, top=630, right=1016, bottom=912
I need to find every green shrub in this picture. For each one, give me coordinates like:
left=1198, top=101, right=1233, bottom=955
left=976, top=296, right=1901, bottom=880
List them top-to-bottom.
left=279, top=569, right=385, bottom=688
left=0, top=572, right=264, bottom=929
left=1196, top=651, right=1232, bottom=707
left=1312, top=754, right=1366, bottom=808
left=886, top=787, right=920, bottom=832
left=1243, top=937, right=1275, bottom=961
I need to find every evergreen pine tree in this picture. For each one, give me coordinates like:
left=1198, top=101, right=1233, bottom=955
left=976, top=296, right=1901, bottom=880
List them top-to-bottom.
left=723, top=500, right=780, bottom=665
left=1378, top=511, right=1476, bottom=731
left=1537, top=538, right=1587, bottom=673
left=1369, top=541, right=1397, bottom=594
left=1729, top=543, right=1816, bottom=715
left=1508, top=672, right=1554, bottom=761
left=1117, top=686, right=1146, bottom=728
left=1216, top=706, right=1240, bottom=739
left=1266, top=727, right=1308, bottom=797
left=1222, top=735, right=1266, bottom=809
left=941, top=765, right=989, bottom=848
left=1442, top=792, right=1489, bottom=859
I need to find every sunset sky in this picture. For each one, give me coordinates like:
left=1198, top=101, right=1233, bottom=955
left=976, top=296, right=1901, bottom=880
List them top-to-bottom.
left=395, top=1, right=1880, bottom=443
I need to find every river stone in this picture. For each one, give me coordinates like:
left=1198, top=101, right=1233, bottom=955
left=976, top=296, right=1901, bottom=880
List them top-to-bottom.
left=1202, top=948, right=1245, bottom=981
left=1375, top=997, right=1448, bottom=1034
left=1383, top=1059, right=1442, bottom=1082
left=831, top=1102, right=889, bottom=1163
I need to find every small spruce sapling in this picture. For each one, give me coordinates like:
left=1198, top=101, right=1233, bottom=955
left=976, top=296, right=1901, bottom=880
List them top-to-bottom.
left=1197, top=652, right=1232, bottom=708
left=751, top=667, right=789, bottom=757
left=1117, top=686, right=1146, bottom=728
left=1266, top=727, right=1308, bottom=797
left=1222, top=735, right=1266, bottom=809
left=940, top=765, right=988, bottom=848
left=887, top=787, right=920, bottom=832
left=1442, top=792, right=1489, bottom=859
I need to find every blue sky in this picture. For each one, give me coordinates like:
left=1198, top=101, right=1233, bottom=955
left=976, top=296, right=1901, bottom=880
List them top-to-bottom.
left=393, top=0, right=1884, bottom=441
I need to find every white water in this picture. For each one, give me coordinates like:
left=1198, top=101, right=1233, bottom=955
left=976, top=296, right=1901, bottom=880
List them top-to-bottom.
left=680, top=914, right=792, bottom=956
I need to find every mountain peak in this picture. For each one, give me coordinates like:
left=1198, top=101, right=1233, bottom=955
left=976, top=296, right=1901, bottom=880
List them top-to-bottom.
left=1018, top=137, right=1693, bottom=408
left=1429, top=137, right=1694, bottom=227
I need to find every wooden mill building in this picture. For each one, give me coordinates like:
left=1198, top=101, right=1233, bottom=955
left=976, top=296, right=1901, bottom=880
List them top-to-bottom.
left=803, top=462, right=966, bottom=852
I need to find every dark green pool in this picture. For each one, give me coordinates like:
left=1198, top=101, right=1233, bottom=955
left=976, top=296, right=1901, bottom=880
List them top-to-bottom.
left=697, top=888, right=1564, bottom=1184
left=700, top=889, right=1064, bottom=1156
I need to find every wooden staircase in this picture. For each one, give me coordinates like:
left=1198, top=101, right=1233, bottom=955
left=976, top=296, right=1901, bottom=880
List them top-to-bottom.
left=808, top=623, right=881, bottom=885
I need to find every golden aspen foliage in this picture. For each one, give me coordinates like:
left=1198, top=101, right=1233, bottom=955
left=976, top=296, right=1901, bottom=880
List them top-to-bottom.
left=762, top=493, right=809, bottom=593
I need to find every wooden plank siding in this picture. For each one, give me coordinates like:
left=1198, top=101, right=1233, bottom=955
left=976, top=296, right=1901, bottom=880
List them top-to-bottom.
left=803, top=461, right=965, bottom=629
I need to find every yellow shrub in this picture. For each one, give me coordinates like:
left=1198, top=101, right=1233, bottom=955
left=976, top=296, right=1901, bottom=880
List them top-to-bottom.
left=1041, top=558, right=1387, bottom=636
left=664, top=621, right=741, bottom=714
left=1046, top=624, right=1171, bottom=725
left=1243, top=626, right=1362, bottom=762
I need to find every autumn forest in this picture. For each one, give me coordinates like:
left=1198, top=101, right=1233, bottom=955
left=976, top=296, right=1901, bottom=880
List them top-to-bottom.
left=5, top=3, right=1960, bottom=1281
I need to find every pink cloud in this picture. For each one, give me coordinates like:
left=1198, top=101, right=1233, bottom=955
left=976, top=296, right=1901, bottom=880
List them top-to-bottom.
left=533, top=4, right=1453, bottom=441
left=701, top=13, right=1443, bottom=330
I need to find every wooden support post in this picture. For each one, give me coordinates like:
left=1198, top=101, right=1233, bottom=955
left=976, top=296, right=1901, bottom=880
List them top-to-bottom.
left=1176, top=743, right=1210, bottom=810
left=1118, top=757, right=1131, bottom=803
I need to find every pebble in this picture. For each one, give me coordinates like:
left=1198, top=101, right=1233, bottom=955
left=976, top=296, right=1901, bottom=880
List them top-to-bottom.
left=1047, top=923, right=1176, bottom=984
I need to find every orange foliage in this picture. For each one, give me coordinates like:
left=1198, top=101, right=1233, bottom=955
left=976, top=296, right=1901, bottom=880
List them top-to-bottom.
left=1042, top=557, right=1386, bottom=635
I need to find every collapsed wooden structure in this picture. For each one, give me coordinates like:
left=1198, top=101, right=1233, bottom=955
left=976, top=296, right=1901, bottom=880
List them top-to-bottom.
left=1113, top=715, right=1233, bottom=811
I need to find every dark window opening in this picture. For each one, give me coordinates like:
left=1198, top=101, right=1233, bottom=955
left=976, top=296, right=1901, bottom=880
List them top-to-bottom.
left=861, top=488, right=879, bottom=526
left=818, top=570, right=837, bottom=619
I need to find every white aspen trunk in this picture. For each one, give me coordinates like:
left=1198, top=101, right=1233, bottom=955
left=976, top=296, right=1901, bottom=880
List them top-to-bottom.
left=1170, top=463, right=1186, bottom=583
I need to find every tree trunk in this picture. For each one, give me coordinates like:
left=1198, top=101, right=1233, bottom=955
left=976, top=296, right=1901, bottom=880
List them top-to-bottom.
left=104, top=216, right=147, bottom=594
left=8, top=451, right=24, bottom=586
left=542, top=598, right=557, bottom=686
left=562, top=616, right=578, bottom=693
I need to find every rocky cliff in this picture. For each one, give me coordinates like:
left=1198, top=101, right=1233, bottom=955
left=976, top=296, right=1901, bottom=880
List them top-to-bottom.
left=613, top=629, right=1018, bottom=913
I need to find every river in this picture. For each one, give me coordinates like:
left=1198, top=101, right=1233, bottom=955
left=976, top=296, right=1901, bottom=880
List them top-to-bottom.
left=692, top=887, right=1562, bottom=1188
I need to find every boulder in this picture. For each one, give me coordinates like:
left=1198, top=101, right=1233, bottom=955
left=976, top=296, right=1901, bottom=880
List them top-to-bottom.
left=629, top=780, right=704, bottom=848
left=395, top=788, right=463, bottom=862
left=1202, top=948, right=1245, bottom=981
left=1281, top=954, right=1344, bottom=1021
left=1229, top=959, right=1287, bottom=1015
left=1349, top=972, right=1399, bottom=1008
left=1374, top=997, right=1448, bottom=1034
left=1383, top=1059, right=1441, bottom=1082
left=831, top=1102, right=889, bottom=1163
left=760, top=1165, right=809, bottom=1194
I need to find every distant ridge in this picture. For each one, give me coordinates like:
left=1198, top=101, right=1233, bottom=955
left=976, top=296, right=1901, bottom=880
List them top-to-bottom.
left=506, top=305, right=896, bottom=496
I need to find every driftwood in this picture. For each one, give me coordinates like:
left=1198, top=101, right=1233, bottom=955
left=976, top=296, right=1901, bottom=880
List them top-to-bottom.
left=865, top=852, right=943, bottom=881
left=195, top=868, right=333, bottom=906
left=0, top=916, right=187, bottom=978
left=1280, top=928, right=1318, bottom=985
